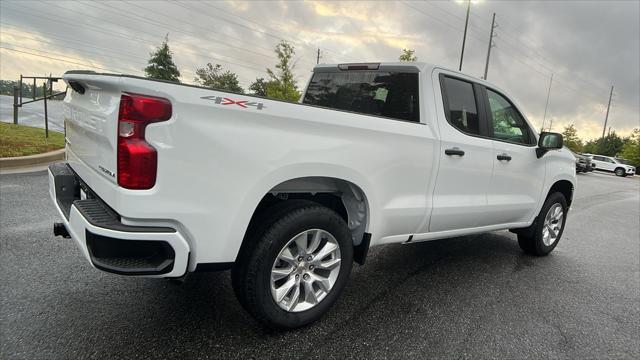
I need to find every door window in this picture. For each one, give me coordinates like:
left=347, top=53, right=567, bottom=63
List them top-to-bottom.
left=441, top=77, right=480, bottom=135
left=486, top=89, right=534, bottom=145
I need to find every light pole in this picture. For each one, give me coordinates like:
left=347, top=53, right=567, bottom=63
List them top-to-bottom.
left=458, top=0, right=471, bottom=71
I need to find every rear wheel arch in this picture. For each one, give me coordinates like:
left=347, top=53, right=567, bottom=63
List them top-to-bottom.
left=236, top=177, right=371, bottom=263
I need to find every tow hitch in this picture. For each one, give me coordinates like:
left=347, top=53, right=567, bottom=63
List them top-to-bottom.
left=53, top=222, right=70, bottom=238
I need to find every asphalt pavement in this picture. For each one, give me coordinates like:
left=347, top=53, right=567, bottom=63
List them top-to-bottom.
left=1, top=170, right=638, bottom=359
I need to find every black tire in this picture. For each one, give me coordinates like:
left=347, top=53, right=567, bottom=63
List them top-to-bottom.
left=614, top=167, right=626, bottom=177
left=518, top=192, right=568, bottom=256
left=231, top=201, right=353, bottom=329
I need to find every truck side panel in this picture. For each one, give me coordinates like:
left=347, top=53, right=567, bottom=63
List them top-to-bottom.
left=62, top=74, right=439, bottom=266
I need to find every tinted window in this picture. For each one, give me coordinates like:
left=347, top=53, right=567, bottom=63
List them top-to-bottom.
left=302, top=71, right=419, bottom=122
left=442, top=77, right=480, bottom=135
left=486, top=89, right=534, bottom=145
left=593, top=156, right=604, bottom=161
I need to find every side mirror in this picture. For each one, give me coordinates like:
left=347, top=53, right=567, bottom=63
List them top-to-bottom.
left=536, top=132, right=563, bottom=158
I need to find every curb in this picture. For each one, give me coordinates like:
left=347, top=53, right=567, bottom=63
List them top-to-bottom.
left=0, top=149, right=65, bottom=169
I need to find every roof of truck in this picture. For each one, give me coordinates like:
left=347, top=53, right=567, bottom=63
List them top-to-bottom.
left=313, top=61, right=488, bottom=83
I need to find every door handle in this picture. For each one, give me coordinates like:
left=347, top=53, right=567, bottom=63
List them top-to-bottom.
left=445, top=148, right=465, bottom=156
left=497, top=153, right=512, bottom=161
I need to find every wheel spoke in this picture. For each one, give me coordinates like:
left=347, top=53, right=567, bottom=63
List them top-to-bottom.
left=548, top=225, right=558, bottom=239
left=307, top=230, right=323, bottom=254
left=294, top=232, right=309, bottom=256
left=313, top=241, right=338, bottom=262
left=278, top=247, right=296, bottom=264
left=316, top=257, right=341, bottom=270
left=271, top=266, right=293, bottom=282
left=311, top=273, right=331, bottom=294
left=275, top=276, right=297, bottom=303
left=303, top=280, right=318, bottom=305
left=287, top=282, right=301, bottom=311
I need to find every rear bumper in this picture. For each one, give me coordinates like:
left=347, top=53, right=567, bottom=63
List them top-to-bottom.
left=48, top=163, right=190, bottom=277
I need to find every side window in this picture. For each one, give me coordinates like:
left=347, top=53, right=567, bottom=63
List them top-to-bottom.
left=303, top=71, right=420, bottom=122
left=442, top=77, right=480, bottom=135
left=486, top=89, right=534, bottom=145
left=593, top=156, right=603, bottom=161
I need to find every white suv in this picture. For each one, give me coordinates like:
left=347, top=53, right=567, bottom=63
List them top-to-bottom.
left=589, top=154, right=636, bottom=177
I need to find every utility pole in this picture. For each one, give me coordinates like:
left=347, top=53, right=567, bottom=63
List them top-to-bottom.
left=458, top=0, right=471, bottom=71
left=483, top=13, right=497, bottom=80
left=317, top=48, right=321, bottom=65
left=541, top=73, right=553, bottom=133
left=601, top=85, right=614, bottom=139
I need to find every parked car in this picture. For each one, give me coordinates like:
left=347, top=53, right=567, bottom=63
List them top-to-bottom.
left=49, top=63, right=576, bottom=329
left=571, top=150, right=595, bottom=173
left=588, top=154, right=636, bottom=176
left=615, top=157, right=639, bottom=175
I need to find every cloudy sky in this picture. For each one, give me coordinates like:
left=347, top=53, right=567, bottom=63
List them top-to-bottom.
left=1, top=0, right=638, bottom=139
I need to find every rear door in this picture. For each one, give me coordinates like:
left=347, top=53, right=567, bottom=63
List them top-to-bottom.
left=429, top=73, right=494, bottom=232
left=482, top=87, right=544, bottom=225
left=592, top=156, right=614, bottom=171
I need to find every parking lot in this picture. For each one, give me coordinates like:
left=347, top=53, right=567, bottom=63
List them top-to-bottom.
left=1, top=169, right=638, bottom=359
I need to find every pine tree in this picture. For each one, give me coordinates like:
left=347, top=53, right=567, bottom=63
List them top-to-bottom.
left=144, top=35, right=181, bottom=82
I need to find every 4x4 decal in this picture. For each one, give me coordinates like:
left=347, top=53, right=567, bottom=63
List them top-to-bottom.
left=201, top=95, right=265, bottom=110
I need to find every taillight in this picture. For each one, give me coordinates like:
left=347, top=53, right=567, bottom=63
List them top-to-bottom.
left=117, top=93, right=171, bottom=189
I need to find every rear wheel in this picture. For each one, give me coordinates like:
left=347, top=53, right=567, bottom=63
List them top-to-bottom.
left=614, top=167, right=626, bottom=177
left=518, top=192, right=567, bottom=256
left=232, top=202, right=353, bottom=329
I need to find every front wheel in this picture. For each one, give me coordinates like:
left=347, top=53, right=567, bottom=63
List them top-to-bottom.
left=614, top=167, right=626, bottom=177
left=518, top=192, right=568, bottom=256
left=232, top=202, right=353, bottom=329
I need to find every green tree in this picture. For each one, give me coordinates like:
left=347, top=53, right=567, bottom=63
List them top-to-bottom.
left=144, top=35, right=181, bottom=82
left=264, top=41, right=301, bottom=101
left=399, top=48, right=417, bottom=62
left=194, top=63, right=244, bottom=93
left=248, top=77, right=269, bottom=96
left=561, top=124, right=583, bottom=152
left=620, top=128, right=640, bottom=167
left=583, top=131, right=625, bottom=156
left=598, top=131, right=625, bottom=156
left=583, top=139, right=599, bottom=154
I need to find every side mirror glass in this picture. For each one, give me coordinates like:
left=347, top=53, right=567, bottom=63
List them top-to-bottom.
left=536, top=132, right=563, bottom=158
left=538, top=132, right=563, bottom=149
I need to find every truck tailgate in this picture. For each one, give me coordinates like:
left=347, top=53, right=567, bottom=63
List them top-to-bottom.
left=63, top=73, right=121, bottom=186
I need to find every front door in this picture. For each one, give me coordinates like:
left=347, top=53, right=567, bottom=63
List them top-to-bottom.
left=429, top=74, right=494, bottom=232
left=482, top=87, right=545, bottom=226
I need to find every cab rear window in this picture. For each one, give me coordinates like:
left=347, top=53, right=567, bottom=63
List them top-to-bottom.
left=302, top=71, right=420, bottom=122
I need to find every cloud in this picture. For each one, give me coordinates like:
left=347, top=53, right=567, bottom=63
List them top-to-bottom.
left=0, top=0, right=637, bottom=139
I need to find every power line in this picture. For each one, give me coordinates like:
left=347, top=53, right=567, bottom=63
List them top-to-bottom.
left=51, top=0, right=280, bottom=64
left=176, top=0, right=362, bottom=63
left=421, top=0, right=611, bottom=96
left=1, top=3, right=273, bottom=74
left=0, top=46, right=127, bottom=73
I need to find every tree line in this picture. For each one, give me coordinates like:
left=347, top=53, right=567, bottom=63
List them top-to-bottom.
left=144, top=35, right=300, bottom=102
left=0, top=80, right=46, bottom=98
left=562, top=124, right=640, bottom=167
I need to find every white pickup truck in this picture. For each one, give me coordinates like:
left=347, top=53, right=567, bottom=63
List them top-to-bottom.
left=49, top=62, right=576, bottom=328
